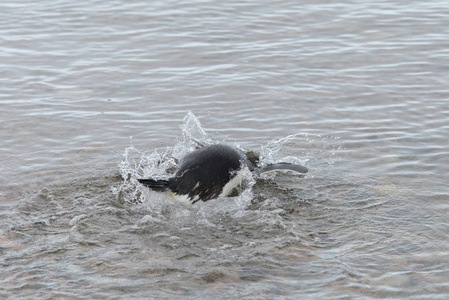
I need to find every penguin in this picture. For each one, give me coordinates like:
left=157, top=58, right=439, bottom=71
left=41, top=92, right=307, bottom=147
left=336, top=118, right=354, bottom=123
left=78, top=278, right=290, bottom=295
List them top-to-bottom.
left=138, top=144, right=308, bottom=204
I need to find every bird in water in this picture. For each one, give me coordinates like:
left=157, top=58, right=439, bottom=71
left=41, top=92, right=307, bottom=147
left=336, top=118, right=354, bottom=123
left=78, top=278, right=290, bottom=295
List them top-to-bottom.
left=138, top=144, right=308, bottom=204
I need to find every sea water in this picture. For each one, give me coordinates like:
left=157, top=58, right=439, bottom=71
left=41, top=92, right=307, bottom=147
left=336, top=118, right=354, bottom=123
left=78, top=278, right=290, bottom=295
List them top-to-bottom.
left=1, top=0, right=449, bottom=298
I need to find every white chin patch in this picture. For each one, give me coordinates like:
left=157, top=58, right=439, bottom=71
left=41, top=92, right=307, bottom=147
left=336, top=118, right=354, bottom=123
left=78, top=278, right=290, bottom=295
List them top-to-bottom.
left=219, top=167, right=247, bottom=198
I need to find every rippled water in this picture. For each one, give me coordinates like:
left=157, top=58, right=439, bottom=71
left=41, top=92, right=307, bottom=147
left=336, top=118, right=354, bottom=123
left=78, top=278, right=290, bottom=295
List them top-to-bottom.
left=1, top=0, right=449, bottom=298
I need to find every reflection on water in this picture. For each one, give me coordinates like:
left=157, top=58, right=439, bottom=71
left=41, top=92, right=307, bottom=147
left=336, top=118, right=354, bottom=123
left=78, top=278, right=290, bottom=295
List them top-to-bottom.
left=1, top=0, right=449, bottom=298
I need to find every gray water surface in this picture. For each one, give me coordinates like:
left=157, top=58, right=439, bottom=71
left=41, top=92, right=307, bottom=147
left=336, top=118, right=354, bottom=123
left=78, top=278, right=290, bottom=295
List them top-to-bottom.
left=1, top=0, right=449, bottom=299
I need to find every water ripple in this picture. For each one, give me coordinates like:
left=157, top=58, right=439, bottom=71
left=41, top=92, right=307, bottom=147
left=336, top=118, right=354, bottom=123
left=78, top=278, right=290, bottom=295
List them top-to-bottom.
left=2, top=0, right=449, bottom=298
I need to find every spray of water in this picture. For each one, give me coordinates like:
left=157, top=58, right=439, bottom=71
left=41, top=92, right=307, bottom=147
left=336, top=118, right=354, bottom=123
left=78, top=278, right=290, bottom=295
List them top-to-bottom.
left=111, top=112, right=337, bottom=216
left=111, top=112, right=255, bottom=210
left=261, top=133, right=311, bottom=165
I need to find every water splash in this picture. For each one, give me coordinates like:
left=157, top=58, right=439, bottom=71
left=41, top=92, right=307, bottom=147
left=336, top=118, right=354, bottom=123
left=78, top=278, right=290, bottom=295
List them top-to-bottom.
left=179, top=111, right=213, bottom=148
left=111, top=112, right=326, bottom=214
left=112, top=112, right=255, bottom=210
left=260, top=132, right=341, bottom=171
left=260, top=133, right=311, bottom=165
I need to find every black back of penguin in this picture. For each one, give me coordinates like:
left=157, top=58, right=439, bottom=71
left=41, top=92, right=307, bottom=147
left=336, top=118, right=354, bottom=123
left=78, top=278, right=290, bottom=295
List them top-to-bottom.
left=138, top=143, right=309, bottom=203
left=167, top=144, right=247, bottom=202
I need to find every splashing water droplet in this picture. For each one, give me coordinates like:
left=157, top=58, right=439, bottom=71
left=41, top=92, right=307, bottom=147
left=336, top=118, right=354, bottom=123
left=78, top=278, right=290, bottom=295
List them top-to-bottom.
left=179, top=111, right=213, bottom=149
left=260, top=133, right=311, bottom=166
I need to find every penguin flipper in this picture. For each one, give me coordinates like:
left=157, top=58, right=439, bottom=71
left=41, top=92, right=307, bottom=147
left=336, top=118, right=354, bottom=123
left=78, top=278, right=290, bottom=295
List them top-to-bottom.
left=258, top=162, right=308, bottom=174
left=138, top=178, right=170, bottom=192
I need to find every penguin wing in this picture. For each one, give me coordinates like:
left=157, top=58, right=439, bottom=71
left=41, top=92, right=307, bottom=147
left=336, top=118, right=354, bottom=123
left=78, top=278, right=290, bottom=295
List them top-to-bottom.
left=258, top=162, right=308, bottom=174
left=138, top=178, right=171, bottom=192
